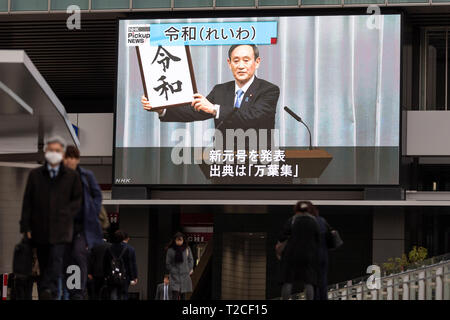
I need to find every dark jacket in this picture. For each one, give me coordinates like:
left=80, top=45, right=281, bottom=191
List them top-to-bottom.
left=161, top=77, right=280, bottom=147
left=20, top=164, right=82, bottom=244
left=77, top=166, right=103, bottom=249
left=279, top=213, right=320, bottom=286
left=89, top=240, right=111, bottom=278
left=103, top=242, right=133, bottom=283
left=123, top=242, right=138, bottom=280
left=155, top=283, right=173, bottom=300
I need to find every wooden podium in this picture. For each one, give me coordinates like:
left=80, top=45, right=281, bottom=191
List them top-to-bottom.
left=195, top=148, right=333, bottom=182
left=284, top=149, right=333, bottom=178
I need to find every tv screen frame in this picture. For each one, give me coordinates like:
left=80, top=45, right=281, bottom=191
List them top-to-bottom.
left=112, top=8, right=404, bottom=191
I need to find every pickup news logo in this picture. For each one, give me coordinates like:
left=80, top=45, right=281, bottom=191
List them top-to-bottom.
left=127, top=25, right=150, bottom=46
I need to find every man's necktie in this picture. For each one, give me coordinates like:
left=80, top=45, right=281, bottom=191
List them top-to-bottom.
left=234, top=89, right=244, bottom=109
left=50, top=169, right=56, bottom=179
left=164, top=285, right=168, bottom=300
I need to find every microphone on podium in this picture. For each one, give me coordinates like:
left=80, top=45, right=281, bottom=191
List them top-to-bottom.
left=284, top=106, right=313, bottom=150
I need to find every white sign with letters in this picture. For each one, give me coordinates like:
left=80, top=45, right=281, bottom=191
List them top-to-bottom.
left=136, top=44, right=197, bottom=110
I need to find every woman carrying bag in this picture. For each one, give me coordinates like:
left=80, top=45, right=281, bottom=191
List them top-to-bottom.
left=165, top=232, right=194, bottom=300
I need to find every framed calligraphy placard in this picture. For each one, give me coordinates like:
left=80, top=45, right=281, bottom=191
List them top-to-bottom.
left=136, top=45, right=197, bottom=110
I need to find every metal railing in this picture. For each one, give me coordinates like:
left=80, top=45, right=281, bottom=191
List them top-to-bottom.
left=283, top=253, right=450, bottom=300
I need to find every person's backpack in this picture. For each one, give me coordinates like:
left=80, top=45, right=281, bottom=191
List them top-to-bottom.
left=12, top=237, right=33, bottom=277
left=106, top=246, right=128, bottom=286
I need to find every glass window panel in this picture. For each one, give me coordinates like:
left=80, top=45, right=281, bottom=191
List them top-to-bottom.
left=0, top=0, right=7, bottom=11
left=11, top=0, right=48, bottom=11
left=51, top=0, right=89, bottom=10
left=91, top=0, right=129, bottom=9
left=133, top=0, right=171, bottom=8
left=174, top=0, right=213, bottom=7
left=216, top=0, right=255, bottom=6
left=259, top=0, right=297, bottom=5
left=301, top=0, right=340, bottom=5
left=344, top=0, right=384, bottom=3
left=388, top=0, right=427, bottom=3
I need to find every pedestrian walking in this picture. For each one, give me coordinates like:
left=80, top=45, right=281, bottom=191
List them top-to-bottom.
left=19, top=136, right=82, bottom=300
left=63, top=145, right=103, bottom=299
left=277, top=201, right=320, bottom=300
left=165, top=232, right=194, bottom=300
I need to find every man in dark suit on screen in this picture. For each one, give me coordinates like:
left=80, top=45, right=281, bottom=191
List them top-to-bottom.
left=142, top=44, right=280, bottom=148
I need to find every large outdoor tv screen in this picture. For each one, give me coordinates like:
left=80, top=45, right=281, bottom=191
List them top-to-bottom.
left=114, top=15, right=401, bottom=186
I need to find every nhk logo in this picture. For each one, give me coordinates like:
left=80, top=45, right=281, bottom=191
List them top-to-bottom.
left=127, top=24, right=150, bottom=46
left=128, top=26, right=150, bottom=33
left=116, top=178, right=131, bottom=184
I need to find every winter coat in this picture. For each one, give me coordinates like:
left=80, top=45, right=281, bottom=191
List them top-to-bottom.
left=20, top=164, right=82, bottom=244
left=77, top=166, right=103, bottom=249
left=278, top=213, right=320, bottom=286
left=165, top=246, right=194, bottom=293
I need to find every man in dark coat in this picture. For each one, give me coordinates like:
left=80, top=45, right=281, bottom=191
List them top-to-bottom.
left=20, top=136, right=82, bottom=300
left=63, top=145, right=103, bottom=299
left=277, top=201, right=320, bottom=300
left=122, top=232, right=138, bottom=299
left=88, top=239, right=111, bottom=300
left=155, top=274, right=173, bottom=300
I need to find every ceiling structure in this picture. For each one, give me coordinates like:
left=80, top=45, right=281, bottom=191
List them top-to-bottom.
left=0, top=8, right=449, bottom=114
left=0, top=14, right=119, bottom=113
left=0, top=49, right=79, bottom=156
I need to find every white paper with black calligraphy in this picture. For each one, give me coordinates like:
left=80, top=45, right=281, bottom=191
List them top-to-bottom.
left=138, top=45, right=195, bottom=108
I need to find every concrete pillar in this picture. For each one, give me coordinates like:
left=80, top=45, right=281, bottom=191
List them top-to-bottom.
left=372, top=208, right=405, bottom=264
left=436, top=267, right=443, bottom=300
left=418, top=271, right=425, bottom=300
left=402, top=274, right=410, bottom=300
left=387, top=278, right=393, bottom=300
left=356, top=285, right=363, bottom=300
left=340, top=289, right=347, bottom=300
left=371, top=289, right=378, bottom=300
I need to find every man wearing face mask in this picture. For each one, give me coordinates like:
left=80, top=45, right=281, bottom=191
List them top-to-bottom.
left=20, top=136, right=82, bottom=300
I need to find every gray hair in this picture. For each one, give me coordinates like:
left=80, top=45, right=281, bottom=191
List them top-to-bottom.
left=228, top=44, right=260, bottom=60
left=44, top=135, right=66, bottom=151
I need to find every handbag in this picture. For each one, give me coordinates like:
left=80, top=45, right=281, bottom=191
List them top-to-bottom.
left=13, top=237, right=33, bottom=277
